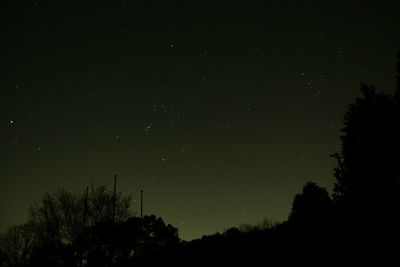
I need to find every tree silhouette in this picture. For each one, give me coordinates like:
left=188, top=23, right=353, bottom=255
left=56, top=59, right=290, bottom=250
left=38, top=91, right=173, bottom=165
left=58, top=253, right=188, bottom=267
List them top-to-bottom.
left=334, top=52, right=400, bottom=204
left=330, top=56, right=400, bottom=265
left=333, top=83, right=400, bottom=219
left=288, top=182, right=333, bottom=224
left=26, top=185, right=133, bottom=267
left=28, top=186, right=133, bottom=246
left=71, top=215, right=180, bottom=267
left=0, top=223, right=37, bottom=267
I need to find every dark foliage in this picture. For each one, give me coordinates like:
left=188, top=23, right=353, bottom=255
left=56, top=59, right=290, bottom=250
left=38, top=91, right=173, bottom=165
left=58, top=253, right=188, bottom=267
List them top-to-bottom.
left=330, top=57, right=400, bottom=265
left=333, top=83, right=400, bottom=233
left=334, top=85, right=400, bottom=199
left=288, top=182, right=333, bottom=224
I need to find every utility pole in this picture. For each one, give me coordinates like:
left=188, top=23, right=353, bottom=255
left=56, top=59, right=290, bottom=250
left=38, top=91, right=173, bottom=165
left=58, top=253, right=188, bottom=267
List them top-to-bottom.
left=111, top=175, right=117, bottom=267
left=113, top=175, right=117, bottom=223
left=80, top=186, right=89, bottom=267
left=83, top=186, right=89, bottom=227
left=140, top=190, right=143, bottom=221
left=140, top=190, right=144, bottom=267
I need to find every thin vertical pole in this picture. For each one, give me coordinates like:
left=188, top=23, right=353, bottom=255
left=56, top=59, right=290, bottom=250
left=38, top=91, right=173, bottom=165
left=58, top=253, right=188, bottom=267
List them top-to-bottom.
left=110, top=175, right=117, bottom=267
left=113, top=175, right=117, bottom=223
left=80, top=186, right=89, bottom=267
left=83, top=186, right=89, bottom=227
left=140, top=189, right=144, bottom=267
left=140, top=190, right=143, bottom=220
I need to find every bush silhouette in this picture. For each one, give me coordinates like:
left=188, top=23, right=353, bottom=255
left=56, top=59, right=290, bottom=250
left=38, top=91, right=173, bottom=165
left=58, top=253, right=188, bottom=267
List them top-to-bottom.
left=288, top=182, right=333, bottom=224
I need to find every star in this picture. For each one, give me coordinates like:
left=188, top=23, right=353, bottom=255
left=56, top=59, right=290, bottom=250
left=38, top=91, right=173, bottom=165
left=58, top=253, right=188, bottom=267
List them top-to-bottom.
left=145, top=123, right=153, bottom=132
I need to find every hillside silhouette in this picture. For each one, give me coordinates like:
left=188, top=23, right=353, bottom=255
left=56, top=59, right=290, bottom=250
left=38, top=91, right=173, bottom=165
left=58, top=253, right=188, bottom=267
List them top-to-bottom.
left=1, top=53, right=400, bottom=266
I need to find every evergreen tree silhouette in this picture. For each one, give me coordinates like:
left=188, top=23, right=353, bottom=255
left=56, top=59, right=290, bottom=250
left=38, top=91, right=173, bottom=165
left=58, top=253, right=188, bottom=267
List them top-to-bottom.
left=331, top=56, right=400, bottom=265
left=333, top=84, right=400, bottom=218
left=288, top=182, right=333, bottom=224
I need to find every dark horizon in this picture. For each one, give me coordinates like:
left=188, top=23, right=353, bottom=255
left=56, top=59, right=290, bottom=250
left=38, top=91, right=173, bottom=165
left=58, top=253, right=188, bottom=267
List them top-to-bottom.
left=1, top=1, right=400, bottom=241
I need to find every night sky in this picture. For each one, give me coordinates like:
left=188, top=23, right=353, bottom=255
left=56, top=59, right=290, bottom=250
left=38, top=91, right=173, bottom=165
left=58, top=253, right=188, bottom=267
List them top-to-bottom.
left=1, top=1, right=400, bottom=240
